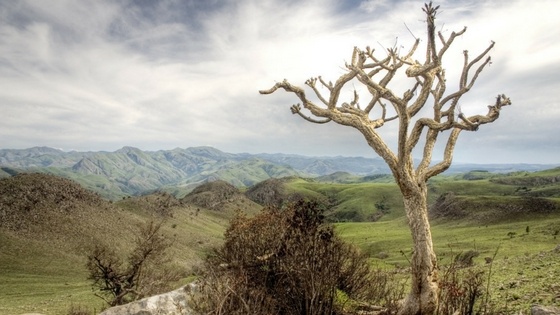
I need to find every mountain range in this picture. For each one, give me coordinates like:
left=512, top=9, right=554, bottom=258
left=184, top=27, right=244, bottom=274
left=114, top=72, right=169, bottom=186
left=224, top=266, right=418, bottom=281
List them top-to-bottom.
left=1, top=146, right=557, bottom=200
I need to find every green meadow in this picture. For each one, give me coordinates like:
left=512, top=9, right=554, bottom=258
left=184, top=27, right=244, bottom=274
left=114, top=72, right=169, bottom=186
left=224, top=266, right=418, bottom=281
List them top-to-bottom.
left=1, top=168, right=559, bottom=314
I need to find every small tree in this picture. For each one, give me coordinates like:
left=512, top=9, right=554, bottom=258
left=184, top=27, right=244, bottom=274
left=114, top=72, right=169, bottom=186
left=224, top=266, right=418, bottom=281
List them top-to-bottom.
left=259, top=3, right=510, bottom=314
left=86, top=220, right=181, bottom=306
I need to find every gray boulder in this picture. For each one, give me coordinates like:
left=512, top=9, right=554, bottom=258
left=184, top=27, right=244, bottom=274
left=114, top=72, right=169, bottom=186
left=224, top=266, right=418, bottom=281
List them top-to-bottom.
left=99, top=284, right=195, bottom=315
left=531, top=305, right=560, bottom=315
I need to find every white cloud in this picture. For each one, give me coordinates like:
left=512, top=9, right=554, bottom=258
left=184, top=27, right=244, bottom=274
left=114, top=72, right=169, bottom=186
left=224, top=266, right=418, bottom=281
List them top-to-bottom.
left=0, top=0, right=558, bottom=164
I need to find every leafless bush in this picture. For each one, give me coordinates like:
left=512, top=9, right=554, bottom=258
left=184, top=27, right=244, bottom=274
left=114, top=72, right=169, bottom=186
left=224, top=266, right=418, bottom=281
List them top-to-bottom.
left=191, top=200, right=403, bottom=314
left=86, top=220, right=182, bottom=306
left=436, top=250, right=487, bottom=315
left=454, top=250, right=480, bottom=267
left=437, top=265, right=485, bottom=315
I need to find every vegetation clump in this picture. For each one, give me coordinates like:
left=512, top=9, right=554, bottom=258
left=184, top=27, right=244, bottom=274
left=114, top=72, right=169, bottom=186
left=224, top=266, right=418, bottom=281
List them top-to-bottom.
left=0, top=173, right=105, bottom=231
left=244, top=177, right=288, bottom=207
left=181, top=180, right=245, bottom=210
left=430, top=192, right=466, bottom=220
left=191, top=200, right=402, bottom=314
left=86, top=221, right=182, bottom=307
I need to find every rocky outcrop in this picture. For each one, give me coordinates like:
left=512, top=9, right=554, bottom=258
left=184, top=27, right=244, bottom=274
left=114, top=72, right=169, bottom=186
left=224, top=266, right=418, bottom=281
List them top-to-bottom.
left=99, top=285, right=195, bottom=315
left=532, top=305, right=560, bottom=315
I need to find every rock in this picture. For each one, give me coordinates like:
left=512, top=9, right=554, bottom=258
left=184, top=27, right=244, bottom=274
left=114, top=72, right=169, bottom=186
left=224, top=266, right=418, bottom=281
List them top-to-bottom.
left=99, top=284, right=195, bottom=315
left=531, top=305, right=560, bottom=315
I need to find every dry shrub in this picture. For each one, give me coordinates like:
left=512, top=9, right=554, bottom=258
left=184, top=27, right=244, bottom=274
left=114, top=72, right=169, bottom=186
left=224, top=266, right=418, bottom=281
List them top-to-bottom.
left=191, top=200, right=401, bottom=315
left=86, top=220, right=182, bottom=306
left=454, top=250, right=480, bottom=267
left=437, top=263, right=485, bottom=315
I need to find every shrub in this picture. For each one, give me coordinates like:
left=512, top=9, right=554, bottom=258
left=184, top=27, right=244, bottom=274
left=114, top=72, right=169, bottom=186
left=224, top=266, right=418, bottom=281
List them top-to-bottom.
left=374, top=195, right=391, bottom=214
left=191, top=200, right=401, bottom=314
left=86, top=220, right=182, bottom=306
left=454, top=250, right=480, bottom=267
left=437, top=266, right=485, bottom=315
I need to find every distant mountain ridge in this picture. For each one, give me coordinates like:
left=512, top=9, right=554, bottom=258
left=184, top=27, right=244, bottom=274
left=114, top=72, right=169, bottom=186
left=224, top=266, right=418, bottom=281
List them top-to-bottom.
left=0, top=146, right=557, bottom=199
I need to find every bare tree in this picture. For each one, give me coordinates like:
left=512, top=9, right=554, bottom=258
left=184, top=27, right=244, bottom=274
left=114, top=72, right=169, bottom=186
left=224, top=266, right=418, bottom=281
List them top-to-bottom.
left=259, top=3, right=511, bottom=314
left=86, top=220, right=181, bottom=306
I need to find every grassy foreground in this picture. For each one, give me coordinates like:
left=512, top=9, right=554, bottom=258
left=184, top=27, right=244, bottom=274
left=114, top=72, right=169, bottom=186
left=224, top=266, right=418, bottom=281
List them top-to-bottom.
left=0, top=205, right=234, bottom=315
left=1, top=215, right=558, bottom=314
left=336, top=216, right=560, bottom=311
left=338, top=216, right=560, bottom=267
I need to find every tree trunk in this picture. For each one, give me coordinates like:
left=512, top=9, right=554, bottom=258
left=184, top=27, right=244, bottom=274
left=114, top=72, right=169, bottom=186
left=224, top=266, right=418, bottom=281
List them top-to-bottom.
left=399, top=185, right=439, bottom=315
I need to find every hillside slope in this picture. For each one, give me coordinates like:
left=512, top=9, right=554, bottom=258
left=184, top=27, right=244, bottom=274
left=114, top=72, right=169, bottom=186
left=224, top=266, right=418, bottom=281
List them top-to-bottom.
left=1, top=169, right=560, bottom=313
left=0, top=173, right=258, bottom=314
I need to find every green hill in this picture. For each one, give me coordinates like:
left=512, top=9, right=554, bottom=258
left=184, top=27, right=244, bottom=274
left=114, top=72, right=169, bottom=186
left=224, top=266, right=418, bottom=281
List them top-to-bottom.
left=2, top=146, right=557, bottom=200
left=0, top=147, right=300, bottom=200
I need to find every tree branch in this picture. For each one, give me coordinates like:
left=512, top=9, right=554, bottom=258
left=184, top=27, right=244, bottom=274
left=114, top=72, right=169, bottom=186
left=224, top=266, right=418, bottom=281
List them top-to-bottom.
left=259, top=3, right=511, bottom=185
left=437, top=27, right=467, bottom=60
left=305, top=78, right=329, bottom=106
left=259, top=80, right=331, bottom=120
left=290, top=104, right=332, bottom=124
left=424, top=128, right=461, bottom=179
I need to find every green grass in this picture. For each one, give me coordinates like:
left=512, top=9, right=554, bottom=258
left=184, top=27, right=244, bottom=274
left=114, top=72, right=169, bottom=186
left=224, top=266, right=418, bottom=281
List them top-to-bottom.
left=2, top=169, right=560, bottom=314
left=286, top=169, right=560, bottom=315
left=428, top=177, right=516, bottom=197
left=286, top=180, right=405, bottom=222
left=0, top=203, right=233, bottom=314
left=3, top=210, right=559, bottom=314
left=336, top=215, right=560, bottom=266
left=336, top=215, right=560, bottom=311
left=336, top=218, right=410, bottom=267
left=0, top=231, right=103, bottom=314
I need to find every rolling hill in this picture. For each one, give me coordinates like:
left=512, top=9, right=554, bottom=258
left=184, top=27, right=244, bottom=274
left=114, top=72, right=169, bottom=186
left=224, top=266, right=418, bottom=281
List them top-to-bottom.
left=2, top=146, right=557, bottom=200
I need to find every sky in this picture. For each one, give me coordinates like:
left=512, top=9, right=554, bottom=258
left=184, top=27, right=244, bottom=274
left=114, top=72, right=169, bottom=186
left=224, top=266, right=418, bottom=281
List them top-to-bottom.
left=1, top=0, right=559, bottom=164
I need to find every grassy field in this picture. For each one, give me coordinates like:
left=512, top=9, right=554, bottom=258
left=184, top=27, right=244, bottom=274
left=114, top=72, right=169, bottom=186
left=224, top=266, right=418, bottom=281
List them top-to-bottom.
left=1, top=170, right=559, bottom=314
left=289, top=170, right=560, bottom=311
left=0, top=202, right=237, bottom=314
left=3, top=214, right=557, bottom=314
left=335, top=215, right=560, bottom=311
left=336, top=216, right=560, bottom=266
left=0, top=231, right=101, bottom=314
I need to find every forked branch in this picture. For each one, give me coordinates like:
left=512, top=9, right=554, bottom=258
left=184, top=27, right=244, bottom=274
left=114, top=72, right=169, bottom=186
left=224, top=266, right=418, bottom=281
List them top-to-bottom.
left=259, top=2, right=510, bottom=183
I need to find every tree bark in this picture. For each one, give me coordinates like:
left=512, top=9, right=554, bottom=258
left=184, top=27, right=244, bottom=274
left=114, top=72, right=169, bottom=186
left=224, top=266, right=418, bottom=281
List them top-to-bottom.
left=399, top=183, right=438, bottom=315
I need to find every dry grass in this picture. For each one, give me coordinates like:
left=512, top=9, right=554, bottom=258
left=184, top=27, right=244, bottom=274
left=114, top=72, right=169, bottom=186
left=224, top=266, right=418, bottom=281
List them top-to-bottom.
left=0, top=173, right=242, bottom=314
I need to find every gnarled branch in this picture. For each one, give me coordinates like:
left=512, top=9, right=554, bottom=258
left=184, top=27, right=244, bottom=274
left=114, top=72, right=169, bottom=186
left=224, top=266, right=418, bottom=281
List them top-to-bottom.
left=259, top=3, right=510, bottom=183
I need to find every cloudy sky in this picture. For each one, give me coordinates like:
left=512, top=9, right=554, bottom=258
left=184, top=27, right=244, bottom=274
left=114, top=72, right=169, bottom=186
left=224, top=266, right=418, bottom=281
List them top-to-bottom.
left=1, top=0, right=558, bottom=164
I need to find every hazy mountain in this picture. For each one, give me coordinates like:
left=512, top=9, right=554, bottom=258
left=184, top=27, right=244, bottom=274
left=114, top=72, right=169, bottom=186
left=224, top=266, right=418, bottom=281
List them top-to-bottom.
left=0, top=146, right=557, bottom=199
left=247, top=153, right=390, bottom=175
